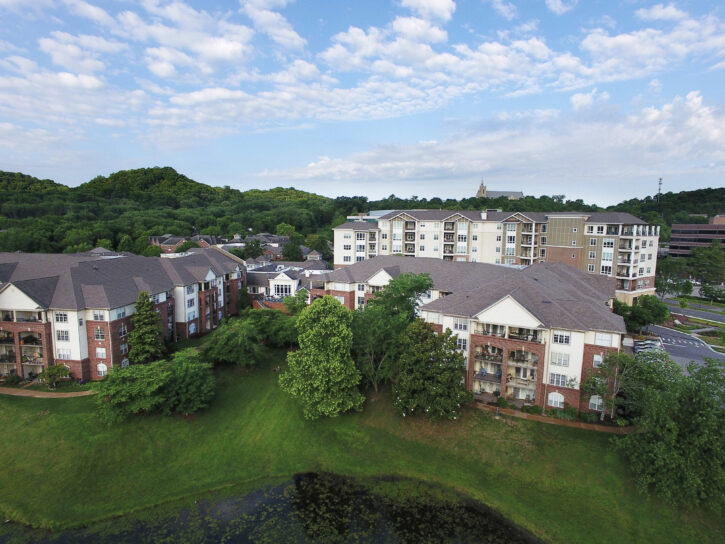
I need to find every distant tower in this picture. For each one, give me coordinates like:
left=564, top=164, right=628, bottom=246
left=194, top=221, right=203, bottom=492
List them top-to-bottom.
left=657, top=177, right=663, bottom=211
left=476, top=178, right=487, bottom=198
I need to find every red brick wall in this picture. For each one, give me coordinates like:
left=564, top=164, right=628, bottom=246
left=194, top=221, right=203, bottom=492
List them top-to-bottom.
left=309, top=289, right=355, bottom=310
left=2, top=320, right=53, bottom=377
left=86, top=320, right=111, bottom=379
left=578, top=343, right=620, bottom=414
left=63, top=358, right=91, bottom=381
left=544, top=384, right=581, bottom=410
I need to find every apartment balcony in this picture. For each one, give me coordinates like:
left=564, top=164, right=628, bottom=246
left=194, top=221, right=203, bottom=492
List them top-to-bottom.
left=404, top=222, right=416, bottom=231
left=444, top=222, right=455, bottom=231
left=606, top=225, right=620, bottom=235
left=521, top=226, right=533, bottom=234
left=621, top=227, right=635, bottom=237
left=368, top=233, right=376, bottom=241
left=405, top=233, right=415, bottom=242
left=443, top=233, right=455, bottom=242
left=521, top=235, right=534, bottom=246
left=618, top=241, right=633, bottom=251
left=368, top=244, right=376, bottom=252
left=404, top=244, right=415, bottom=254
left=443, top=245, right=454, bottom=255
left=519, top=249, right=532, bottom=258
left=617, top=256, right=632, bottom=264
left=616, top=267, right=632, bottom=278
left=1, top=311, right=46, bottom=323
left=472, top=323, right=505, bottom=337
left=0, top=332, right=14, bottom=345
left=19, top=333, right=42, bottom=346
left=508, top=350, right=539, bottom=365
left=0, top=352, right=16, bottom=363
left=21, top=356, right=44, bottom=366
left=473, top=368, right=502, bottom=383
left=506, top=376, right=537, bottom=388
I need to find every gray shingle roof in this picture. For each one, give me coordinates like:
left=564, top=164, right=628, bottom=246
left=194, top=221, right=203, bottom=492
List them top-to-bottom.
left=365, top=209, right=647, bottom=225
left=333, top=221, right=380, bottom=231
left=0, top=248, right=241, bottom=311
left=420, top=262, right=624, bottom=333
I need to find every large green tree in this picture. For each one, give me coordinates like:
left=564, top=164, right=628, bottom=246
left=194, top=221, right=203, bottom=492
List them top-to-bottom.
left=689, top=240, right=725, bottom=285
left=282, top=242, right=304, bottom=261
left=655, top=257, right=688, bottom=299
left=366, top=272, right=433, bottom=321
left=128, top=290, right=165, bottom=364
left=613, top=295, right=669, bottom=332
left=279, top=296, right=364, bottom=419
left=203, top=318, right=267, bottom=366
left=393, top=319, right=472, bottom=420
left=615, top=359, right=725, bottom=509
left=38, top=364, right=70, bottom=390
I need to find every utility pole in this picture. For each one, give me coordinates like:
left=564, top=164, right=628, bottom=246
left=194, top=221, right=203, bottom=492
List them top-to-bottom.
left=657, top=177, right=663, bottom=211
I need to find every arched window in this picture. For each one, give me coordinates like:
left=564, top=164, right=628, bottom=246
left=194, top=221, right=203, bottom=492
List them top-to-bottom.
left=189, top=322, right=197, bottom=334
left=121, top=358, right=129, bottom=368
left=97, top=363, right=108, bottom=377
left=548, top=391, right=564, bottom=408
left=589, top=395, right=604, bottom=411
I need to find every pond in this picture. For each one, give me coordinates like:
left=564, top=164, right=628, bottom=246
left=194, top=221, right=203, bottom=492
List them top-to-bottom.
left=0, top=473, right=543, bottom=544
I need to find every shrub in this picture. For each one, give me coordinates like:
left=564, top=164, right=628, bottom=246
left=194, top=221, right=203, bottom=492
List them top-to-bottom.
left=3, top=373, right=22, bottom=385
left=497, top=397, right=509, bottom=408
left=527, top=405, right=543, bottom=415
left=551, top=406, right=578, bottom=420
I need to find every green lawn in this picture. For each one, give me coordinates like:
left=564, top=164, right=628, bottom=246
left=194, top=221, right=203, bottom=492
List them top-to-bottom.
left=0, top=353, right=721, bottom=543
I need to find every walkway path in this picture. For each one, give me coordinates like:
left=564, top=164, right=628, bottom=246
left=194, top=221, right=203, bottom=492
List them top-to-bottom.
left=0, top=387, right=95, bottom=398
left=475, top=402, right=633, bottom=434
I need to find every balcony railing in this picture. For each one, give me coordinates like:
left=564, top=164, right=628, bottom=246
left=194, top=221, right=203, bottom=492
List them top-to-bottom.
left=444, top=223, right=455, bottom=231
left=474, top=352, right=503, bottom=363
left=0, top=354, right=15, bottom=363
left=473, top=369, right=502, bottom=383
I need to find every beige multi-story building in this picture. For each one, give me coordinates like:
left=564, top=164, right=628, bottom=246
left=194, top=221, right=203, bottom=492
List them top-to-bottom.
left=334, top=210, right=660, bottom=303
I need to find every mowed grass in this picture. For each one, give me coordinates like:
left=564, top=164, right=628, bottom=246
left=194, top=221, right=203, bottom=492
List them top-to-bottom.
left=0, top=352, right=721, bottom=544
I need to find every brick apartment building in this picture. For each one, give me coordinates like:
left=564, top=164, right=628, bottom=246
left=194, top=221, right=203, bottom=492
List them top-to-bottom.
left=0, top=248, right=243, bottom=381
left=310, top=256, right=625, bottom=414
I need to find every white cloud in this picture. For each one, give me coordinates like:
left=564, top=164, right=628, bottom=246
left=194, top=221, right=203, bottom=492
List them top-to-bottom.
left=62, top=0, right=115, bottom=26
left=242, top=0, right=306, bottom=50
left=401, top=0, right=456, bottom=22
left=488, top=0, right=517, bottom=21
left=545, top=0, right=577, bottom=16
left=635, top=4, right=687, bottom=22
left=392, top=17, right=447, bottom=43
left=37, top=31, right=127, bottom=73
left=255, top=92, right=725, bottom=203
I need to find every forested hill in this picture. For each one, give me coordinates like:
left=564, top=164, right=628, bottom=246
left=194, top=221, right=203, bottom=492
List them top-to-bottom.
left=0, top=167, right=721, bottom=254
left=0, top=171, right=68, bottom=193
left=609, top=187, right=725, bottom=225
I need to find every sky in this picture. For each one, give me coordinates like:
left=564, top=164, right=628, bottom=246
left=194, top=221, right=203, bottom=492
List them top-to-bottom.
left=0, top=0, right=724, bottom=206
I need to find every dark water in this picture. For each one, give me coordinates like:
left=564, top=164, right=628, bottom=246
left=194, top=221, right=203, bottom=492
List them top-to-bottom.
left=0, top=473, right=542, bottom=544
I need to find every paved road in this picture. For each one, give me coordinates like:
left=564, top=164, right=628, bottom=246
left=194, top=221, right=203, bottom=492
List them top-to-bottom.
left=663, top=299, right=725, bottom=324
left=645, top=325, right=725, bottom=371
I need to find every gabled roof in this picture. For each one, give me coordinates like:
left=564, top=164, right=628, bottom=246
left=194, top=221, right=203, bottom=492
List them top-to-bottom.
left=356, top=209, right=648, bottom=225
left=333, top=221, right=379, bottom=231
left=421, top=262, right=624, bottom=333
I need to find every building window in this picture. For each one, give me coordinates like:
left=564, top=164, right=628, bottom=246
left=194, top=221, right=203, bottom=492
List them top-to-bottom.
left=497, top=224, right=502, bottom=230
left=586, top=225, right=594, bottom=234
left=573, top=227, right=578, bottom=233
left=356, top=232, right=365, bottom=240
left=343, top=233, right=351, bottom=239
left=420, top=234, right=425, bottom=240
left=433, top=234, right=439, bottom=240
left=458, top=234, right=467, bottom=243
left=472, top=235, right=478, bottom=241
left=496, top=235, right=501, bottom=242
left=507, top=235, right=516, bottom=244
left=540, top=236, right=546, bottom=245
left=589, top=238, right=597, bottom=246
left=602, top=238, right=614, bottom=248
left=343, top=244, right=351, bottom=251
left=356, top=244, right=365, bottom=252
left=381, top=245, right=387, bottom=251
left=420, top=246, right=425, bottom=251
left=472, top=247, right=478, bottom=252
left=496, top=247, right=501, bottom=253
left=540, top=249, right=546, bottom=258
left=601, top=250, right=613, bottom=261
left=589, top=251, right=596, bottom=259
left=343, top=256, right=351, bottom=262
left=356, top=256, right=365, bottom=262
left=588, top=264, right=595, bottom=272
left=600, top=265, right=612, bottom=275
left=274, top=284, right=292, bottom=297
left=357, top=284, right=365, bottom=292
left=186, top=285, right=195, bottom=295
left=150, top=294, right=160, bottom=304
left=357, top=296, right=365, bottom=307
left=187, top=298, right=195, bottom=308
left=116, top=308, right=126, bottom=319
left=93, top=311, right=105, bottom=321
left=187, top=311, right=196, bottom=321
left=55, top=312, right=68, bottom=323
left=453, top=318, right=467, bottom=331
left=119, top=324, right=128, bottom=337
left=94, top=327, right=105, bottom=340
left=56, top=330, right=69, bottom=342
left=553, top=331, right=570, bottom=344
left=595, top=333, right=612, bottom=347
left=457, top=338, right=467, bottom=352
left=120, top=343, right=128, bottom=355
left=96, top=347, right=106, bottom=359
left=57, top=348, right=71, bottom=359
left=551, top=352, right=569, bottom=367
left=593, top=354, right=603, bottom=368
left=121, top=358, right=129, bottom=368
left=97, top=363, right=107, bottom=377
left=549, top=373, right=567, bottom=387
left=548, top=391, right=565, bottom=408
left=589, top=395, right=604, bottom=411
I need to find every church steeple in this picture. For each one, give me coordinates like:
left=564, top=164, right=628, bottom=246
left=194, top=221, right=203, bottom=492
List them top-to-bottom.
left=476, top=178, right=487, bottom=198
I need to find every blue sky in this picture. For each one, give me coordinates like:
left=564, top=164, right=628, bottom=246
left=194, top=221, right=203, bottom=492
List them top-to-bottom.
left=0, top=0, right=723, bottom=205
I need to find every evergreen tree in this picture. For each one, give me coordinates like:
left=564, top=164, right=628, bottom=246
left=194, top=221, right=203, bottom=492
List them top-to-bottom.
left=128, top=290, right=165, bottom=364
left=279, top=296, right=364, bottom=419
left=393, top=319, right=472, bottom=420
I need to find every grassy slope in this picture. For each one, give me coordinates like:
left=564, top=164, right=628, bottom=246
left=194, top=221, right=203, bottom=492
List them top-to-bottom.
left=0, top=355, right=721, bottom=543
